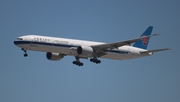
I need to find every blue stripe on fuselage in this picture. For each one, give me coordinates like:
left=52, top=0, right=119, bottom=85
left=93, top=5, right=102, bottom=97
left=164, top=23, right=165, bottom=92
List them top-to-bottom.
left=14, top=40, right=129, bottom=54
left=14, top=40, right=76, bottom=48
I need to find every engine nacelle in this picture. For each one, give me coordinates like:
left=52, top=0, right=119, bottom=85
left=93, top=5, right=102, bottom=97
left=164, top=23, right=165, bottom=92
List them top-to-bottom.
left=77, top=46, right=94, bottom=56
left=46, top=52, right=64, bottom=61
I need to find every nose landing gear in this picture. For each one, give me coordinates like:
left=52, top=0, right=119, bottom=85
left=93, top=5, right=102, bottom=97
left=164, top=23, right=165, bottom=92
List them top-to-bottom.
left=21, top=48, right=28, bottom=57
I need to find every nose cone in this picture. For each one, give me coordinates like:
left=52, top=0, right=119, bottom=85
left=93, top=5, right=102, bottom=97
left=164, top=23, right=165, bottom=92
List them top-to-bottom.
left=14, top=41, right=18, bottom=45
left=14, top=41, right=16, bottom=45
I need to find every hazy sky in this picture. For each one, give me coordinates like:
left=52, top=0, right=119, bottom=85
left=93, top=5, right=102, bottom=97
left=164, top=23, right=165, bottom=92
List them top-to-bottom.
left=0, top=0, right=180, bottom=102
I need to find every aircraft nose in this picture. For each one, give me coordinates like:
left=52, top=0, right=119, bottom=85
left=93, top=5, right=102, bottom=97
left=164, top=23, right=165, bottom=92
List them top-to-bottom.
left=14, top=41, right=18, bottom=45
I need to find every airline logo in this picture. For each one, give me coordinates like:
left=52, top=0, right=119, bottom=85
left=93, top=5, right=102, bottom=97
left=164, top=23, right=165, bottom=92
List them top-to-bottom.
left=142, top=37, right=149, bottom=46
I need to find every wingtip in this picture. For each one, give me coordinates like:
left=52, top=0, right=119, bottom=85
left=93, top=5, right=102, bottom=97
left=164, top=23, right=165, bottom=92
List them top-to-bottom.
left=142, top=34, right=160, bottom=37
left=152, top=34, right=160, bottom=36
left=161, top=48, right=171, bottom=51
left=165, top=48, right=171, bottom=50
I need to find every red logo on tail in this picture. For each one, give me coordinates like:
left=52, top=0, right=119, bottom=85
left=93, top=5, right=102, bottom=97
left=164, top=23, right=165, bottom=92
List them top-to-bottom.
left=142, top=37, right=149, bottom=46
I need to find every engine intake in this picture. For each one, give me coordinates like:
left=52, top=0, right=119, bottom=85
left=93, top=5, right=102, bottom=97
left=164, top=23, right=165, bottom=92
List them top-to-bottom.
left=77, top=46, right=94, bottom=56
left=46, top=52, right=64, bottom=61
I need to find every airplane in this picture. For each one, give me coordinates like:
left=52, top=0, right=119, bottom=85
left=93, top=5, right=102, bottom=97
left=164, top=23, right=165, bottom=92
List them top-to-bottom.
left=14, top=26, right=170, bottom=66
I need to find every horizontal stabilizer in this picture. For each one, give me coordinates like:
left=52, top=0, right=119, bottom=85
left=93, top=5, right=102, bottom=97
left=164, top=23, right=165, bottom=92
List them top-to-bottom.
left=140, top=48, right=170, bottom=53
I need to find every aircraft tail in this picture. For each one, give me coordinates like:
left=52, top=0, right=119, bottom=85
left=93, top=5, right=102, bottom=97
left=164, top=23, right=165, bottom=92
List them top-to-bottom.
left=133, top=26, right=153, bottom=49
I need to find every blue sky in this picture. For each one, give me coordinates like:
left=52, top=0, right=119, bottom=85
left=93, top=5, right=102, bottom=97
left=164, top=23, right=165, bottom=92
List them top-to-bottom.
left=0, top=0, right=180, bottom=102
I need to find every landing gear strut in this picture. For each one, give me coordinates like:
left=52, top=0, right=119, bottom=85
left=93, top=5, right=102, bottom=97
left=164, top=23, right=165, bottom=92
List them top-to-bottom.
left=21, top=48, right=28, bottom=57
left=72, top=56, right=83, bottom=66
left=90, top=58, right=101, bottom=64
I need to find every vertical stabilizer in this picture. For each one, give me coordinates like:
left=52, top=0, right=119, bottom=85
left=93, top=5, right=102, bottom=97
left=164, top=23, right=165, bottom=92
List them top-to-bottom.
left=133, top=26, right=153, bottom=49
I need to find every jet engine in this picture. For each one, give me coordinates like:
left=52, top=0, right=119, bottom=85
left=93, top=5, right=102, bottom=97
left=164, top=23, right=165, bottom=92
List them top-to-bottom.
left=77, top=46, right=94, bottom=56
left=46, top=52, right=64, bottom=61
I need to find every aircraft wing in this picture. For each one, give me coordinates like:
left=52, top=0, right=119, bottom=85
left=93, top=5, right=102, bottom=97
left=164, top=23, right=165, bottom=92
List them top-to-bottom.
left=91, top=34, right=159, bottom=51
left=140, top=48, right=170, bottom=54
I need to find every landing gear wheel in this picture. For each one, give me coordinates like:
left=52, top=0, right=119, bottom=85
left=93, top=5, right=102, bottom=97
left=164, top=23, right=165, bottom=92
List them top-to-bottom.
left=22, top=48, right=28, bottom=57
left=24, top=54, right=28, bottom=57
left=72, top=57, right=84, bottom=66
left=90, top=58, right=101, bottom=64
left=90, top=59, right=93, bottom=62
left=96, top=60, right=101, bottom=64
left=73, top=61, right=76, bottom=64
left=75, top=62, right=80, bottom=65
left=79, top=63, right=83, bottom=66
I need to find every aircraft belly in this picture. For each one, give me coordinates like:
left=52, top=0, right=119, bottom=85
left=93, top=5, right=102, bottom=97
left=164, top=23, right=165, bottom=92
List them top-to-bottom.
left=17, top=43, right=151, bottom=60
left=18, top=44, right=72, bottom=54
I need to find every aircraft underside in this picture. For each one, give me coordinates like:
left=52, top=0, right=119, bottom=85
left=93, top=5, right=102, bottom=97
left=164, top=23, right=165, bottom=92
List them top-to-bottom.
left=16, top=43, right=150, bottom=66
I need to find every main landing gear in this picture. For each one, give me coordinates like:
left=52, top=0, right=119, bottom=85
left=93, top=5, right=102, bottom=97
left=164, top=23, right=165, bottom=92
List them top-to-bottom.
left=21, top=48, right=28, bottom=57
left=72, top=57, right=84, bottom=66
left=72, top=57, right=101, bottom=66
left=90, top=58, right=101, bottom=64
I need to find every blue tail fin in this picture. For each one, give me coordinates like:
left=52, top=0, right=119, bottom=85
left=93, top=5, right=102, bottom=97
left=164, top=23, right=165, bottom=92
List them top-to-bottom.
left=133, top=26, right=153, bottom=49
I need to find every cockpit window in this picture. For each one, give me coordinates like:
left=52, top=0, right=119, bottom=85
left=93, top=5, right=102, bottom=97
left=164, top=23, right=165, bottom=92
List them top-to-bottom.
left=17, top=38, right=23, bottom=40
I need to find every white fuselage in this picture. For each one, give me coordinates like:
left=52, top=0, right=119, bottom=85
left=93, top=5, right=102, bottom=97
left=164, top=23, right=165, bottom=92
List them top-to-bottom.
left=14, top=35, right=152, bottom=60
